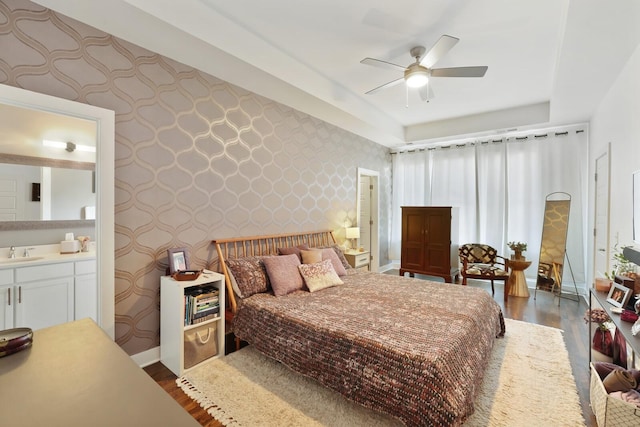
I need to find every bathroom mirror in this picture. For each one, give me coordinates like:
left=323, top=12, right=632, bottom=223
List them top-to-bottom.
left=0, top=84, right=115, bottom=338
left=0, top=102, right=96, bottom=222
left=535, top=192, right=571, bottom=299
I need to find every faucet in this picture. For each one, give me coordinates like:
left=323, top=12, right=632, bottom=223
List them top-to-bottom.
left=9, top=246, right=16, bottom=259
left=24, top=247, right=35, bottom=258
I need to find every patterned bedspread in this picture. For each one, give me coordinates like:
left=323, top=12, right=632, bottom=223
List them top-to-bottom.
left=233, top=271, right=505, bottom=426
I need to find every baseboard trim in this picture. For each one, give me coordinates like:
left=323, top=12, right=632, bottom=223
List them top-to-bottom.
left=379, top=261, right=399, bottom=272
left=131, top=345, right=160, bottom=368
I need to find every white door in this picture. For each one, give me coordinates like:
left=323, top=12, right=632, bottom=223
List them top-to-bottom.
left=594, top=148, right=610, bottom=279
left=357, top=168, right=379, bottom=271
left=359, top=175, right=371, bottom=252
left=0, top=176, right=19, bottom=221
left=15, top=278, right=74, bottom=330
left=0, top=285, right=14, bottom=330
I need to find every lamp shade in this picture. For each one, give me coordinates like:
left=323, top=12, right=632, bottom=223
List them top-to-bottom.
left=346, top=227, right=360, bottom=239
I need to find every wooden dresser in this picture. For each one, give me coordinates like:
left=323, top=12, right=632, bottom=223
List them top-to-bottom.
left=400, top=206, right=459, bottom=283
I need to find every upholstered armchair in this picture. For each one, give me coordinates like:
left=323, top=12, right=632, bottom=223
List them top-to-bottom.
left=458, top=243, right=510, bottom=295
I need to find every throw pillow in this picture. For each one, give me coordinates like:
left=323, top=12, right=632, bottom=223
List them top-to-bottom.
left=277, top=244, right=310, bottom=261
left=318, top=244, right=352, bottom=270
left=321, top=248, right=348, bottom=276
left=300, top=249, right=323, bottom=264
left=263, top=254, right=304, bottom=296
left=224, top=256, right=272, bottom=298
left=298, top=259, right=343, bottom=292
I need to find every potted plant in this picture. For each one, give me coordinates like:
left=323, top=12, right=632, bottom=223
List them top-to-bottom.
left=507, top=241, right=527, bottom=260
left=604, top=244, right=635, bottom=279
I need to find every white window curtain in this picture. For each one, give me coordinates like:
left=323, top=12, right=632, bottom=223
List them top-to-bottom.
left=390, top=128, right=587, bottom=287
left=430, top=144, right=478, bottom=244
left=390, top=149, right=430, bottom=259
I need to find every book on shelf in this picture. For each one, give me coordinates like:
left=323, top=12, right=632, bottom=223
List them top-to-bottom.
left=183, top=287, right=220, bottom=326
left=193, top=305, right=219, bottom=318
left=192, top=313, right=219, bottom=324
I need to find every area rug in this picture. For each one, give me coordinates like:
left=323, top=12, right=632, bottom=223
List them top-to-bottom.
left=177, top=319, right=585, bottom=427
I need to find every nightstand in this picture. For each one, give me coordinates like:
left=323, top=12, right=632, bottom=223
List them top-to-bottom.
left=344, top=250, right=370, bottom=270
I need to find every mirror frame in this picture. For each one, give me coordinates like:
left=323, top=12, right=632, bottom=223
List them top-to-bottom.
left=0, top=84, right=115, bottom=338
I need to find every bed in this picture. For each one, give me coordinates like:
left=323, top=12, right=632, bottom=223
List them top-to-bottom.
left=213, top=230, right=505, bottom=426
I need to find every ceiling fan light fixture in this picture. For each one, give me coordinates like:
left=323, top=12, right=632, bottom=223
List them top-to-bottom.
left=404, top=66, right=429, bottom=88
left=406, top=72, right=428, bottom=88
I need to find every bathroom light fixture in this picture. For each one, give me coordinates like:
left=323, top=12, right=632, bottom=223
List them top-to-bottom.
left=43, top=139, right=96, bottom=153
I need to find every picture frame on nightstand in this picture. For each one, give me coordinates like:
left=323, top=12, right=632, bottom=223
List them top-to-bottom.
left=167, top=247, right=189, bottom=274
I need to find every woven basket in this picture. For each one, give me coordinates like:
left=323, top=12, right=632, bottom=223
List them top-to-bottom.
left=590, top=363, right=640, bottom=426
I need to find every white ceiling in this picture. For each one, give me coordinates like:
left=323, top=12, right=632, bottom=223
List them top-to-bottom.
left=35, top=0, right=640, bottom=148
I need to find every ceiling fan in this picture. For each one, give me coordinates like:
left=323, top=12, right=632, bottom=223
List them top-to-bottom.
left=360, top=35, right=487, bottom=102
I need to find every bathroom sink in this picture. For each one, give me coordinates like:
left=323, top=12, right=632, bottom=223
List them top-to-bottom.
left=0, top=257, right=45, bottom=264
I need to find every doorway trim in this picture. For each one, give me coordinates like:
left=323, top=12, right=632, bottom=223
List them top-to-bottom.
left=356, top=167, right=379, bottom=272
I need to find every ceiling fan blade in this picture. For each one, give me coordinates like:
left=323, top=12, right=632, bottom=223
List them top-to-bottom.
left=420, top=35, right=459, bottom=68
left=360, top=57, right=406, bottom=72
left=431, top=66, right=488, bottom=78
left=365, top=77, right=404, bottom=95
left=419, top=84, right=435, bottom=102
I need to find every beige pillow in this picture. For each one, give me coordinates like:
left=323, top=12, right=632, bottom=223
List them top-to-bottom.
left=300, top=249, right=322, bottom=264
left=298, top=259, right=343, bottom=292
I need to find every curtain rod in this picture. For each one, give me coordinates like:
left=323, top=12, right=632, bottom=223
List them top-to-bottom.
left=391, top=128, right=585, bottom=155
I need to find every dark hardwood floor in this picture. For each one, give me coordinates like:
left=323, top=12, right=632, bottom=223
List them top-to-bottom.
left=144, top=273, right=596, bottom=426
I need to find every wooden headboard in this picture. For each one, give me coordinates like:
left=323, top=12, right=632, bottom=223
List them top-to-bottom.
left=212, top=230, right=336, bottom=314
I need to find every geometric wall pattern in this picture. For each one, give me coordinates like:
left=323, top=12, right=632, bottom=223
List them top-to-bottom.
left=0, top=0, right=392, bottom=355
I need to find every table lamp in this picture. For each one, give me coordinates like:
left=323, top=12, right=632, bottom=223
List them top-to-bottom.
left=346, top=227, right=360, bottom=250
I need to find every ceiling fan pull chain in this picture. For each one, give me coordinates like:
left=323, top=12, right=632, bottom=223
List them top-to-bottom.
left=405, top=85, right=409, bottom=108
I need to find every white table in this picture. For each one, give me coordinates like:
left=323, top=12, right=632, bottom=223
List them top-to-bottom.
left=0, top=318, right=200, bottom=427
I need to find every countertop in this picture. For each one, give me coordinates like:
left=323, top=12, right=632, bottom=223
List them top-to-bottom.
left=0, top=244, right=95, bottom=269
left=0, top=318, right=200, bottom=427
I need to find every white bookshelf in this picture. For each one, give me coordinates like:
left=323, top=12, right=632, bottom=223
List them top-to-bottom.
left=160, top=272, right=225, bottom=376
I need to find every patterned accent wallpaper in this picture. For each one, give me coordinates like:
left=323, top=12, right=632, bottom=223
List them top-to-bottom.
left=0, top=0, right=391, bottom=355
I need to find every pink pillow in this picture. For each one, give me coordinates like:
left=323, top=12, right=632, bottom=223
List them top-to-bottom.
left=277, top=244, right=310, bottom=261
left=322, top=248, right=347, bottom=276
left=263, top=254, right=304, bottom=296
left=298, top=259, right=343, bottom=292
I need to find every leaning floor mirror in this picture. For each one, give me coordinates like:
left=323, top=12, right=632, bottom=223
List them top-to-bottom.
left=534, top=192, right=579, bottom=305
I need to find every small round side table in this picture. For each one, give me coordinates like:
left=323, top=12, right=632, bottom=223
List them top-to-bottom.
left=508, top=259, right=532, bottom=297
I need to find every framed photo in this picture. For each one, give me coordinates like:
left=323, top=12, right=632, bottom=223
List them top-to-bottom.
left=167, top=247, right=189, bottom=275
left=606, top=282, right=632, bottom=308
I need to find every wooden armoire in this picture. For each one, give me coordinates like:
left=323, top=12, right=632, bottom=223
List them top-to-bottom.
left=399, top=206, right=459, bottom=283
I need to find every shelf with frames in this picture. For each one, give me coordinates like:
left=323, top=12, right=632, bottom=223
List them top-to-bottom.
left=160, top=271, right=225, bottom=376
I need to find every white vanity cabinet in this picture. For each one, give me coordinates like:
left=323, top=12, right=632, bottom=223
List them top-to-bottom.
left=0, top=256, right=97, bottom=331
left=74, top=259, right=97, bottom=322
left=14, top=262, right=75, bottom=331
left=0, top=269, right=14, bottom=330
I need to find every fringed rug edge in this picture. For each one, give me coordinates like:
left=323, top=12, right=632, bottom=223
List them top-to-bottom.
left=176, top=376, right=239, bottom=426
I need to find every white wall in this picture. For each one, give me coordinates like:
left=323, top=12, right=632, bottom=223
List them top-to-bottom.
left=588, top=42, right=640, bottom=283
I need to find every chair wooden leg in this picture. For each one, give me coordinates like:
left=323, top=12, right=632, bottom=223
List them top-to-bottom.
left=462, top=276, right=467, bottom=286
left=490, top=280, right=495, bottom=295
